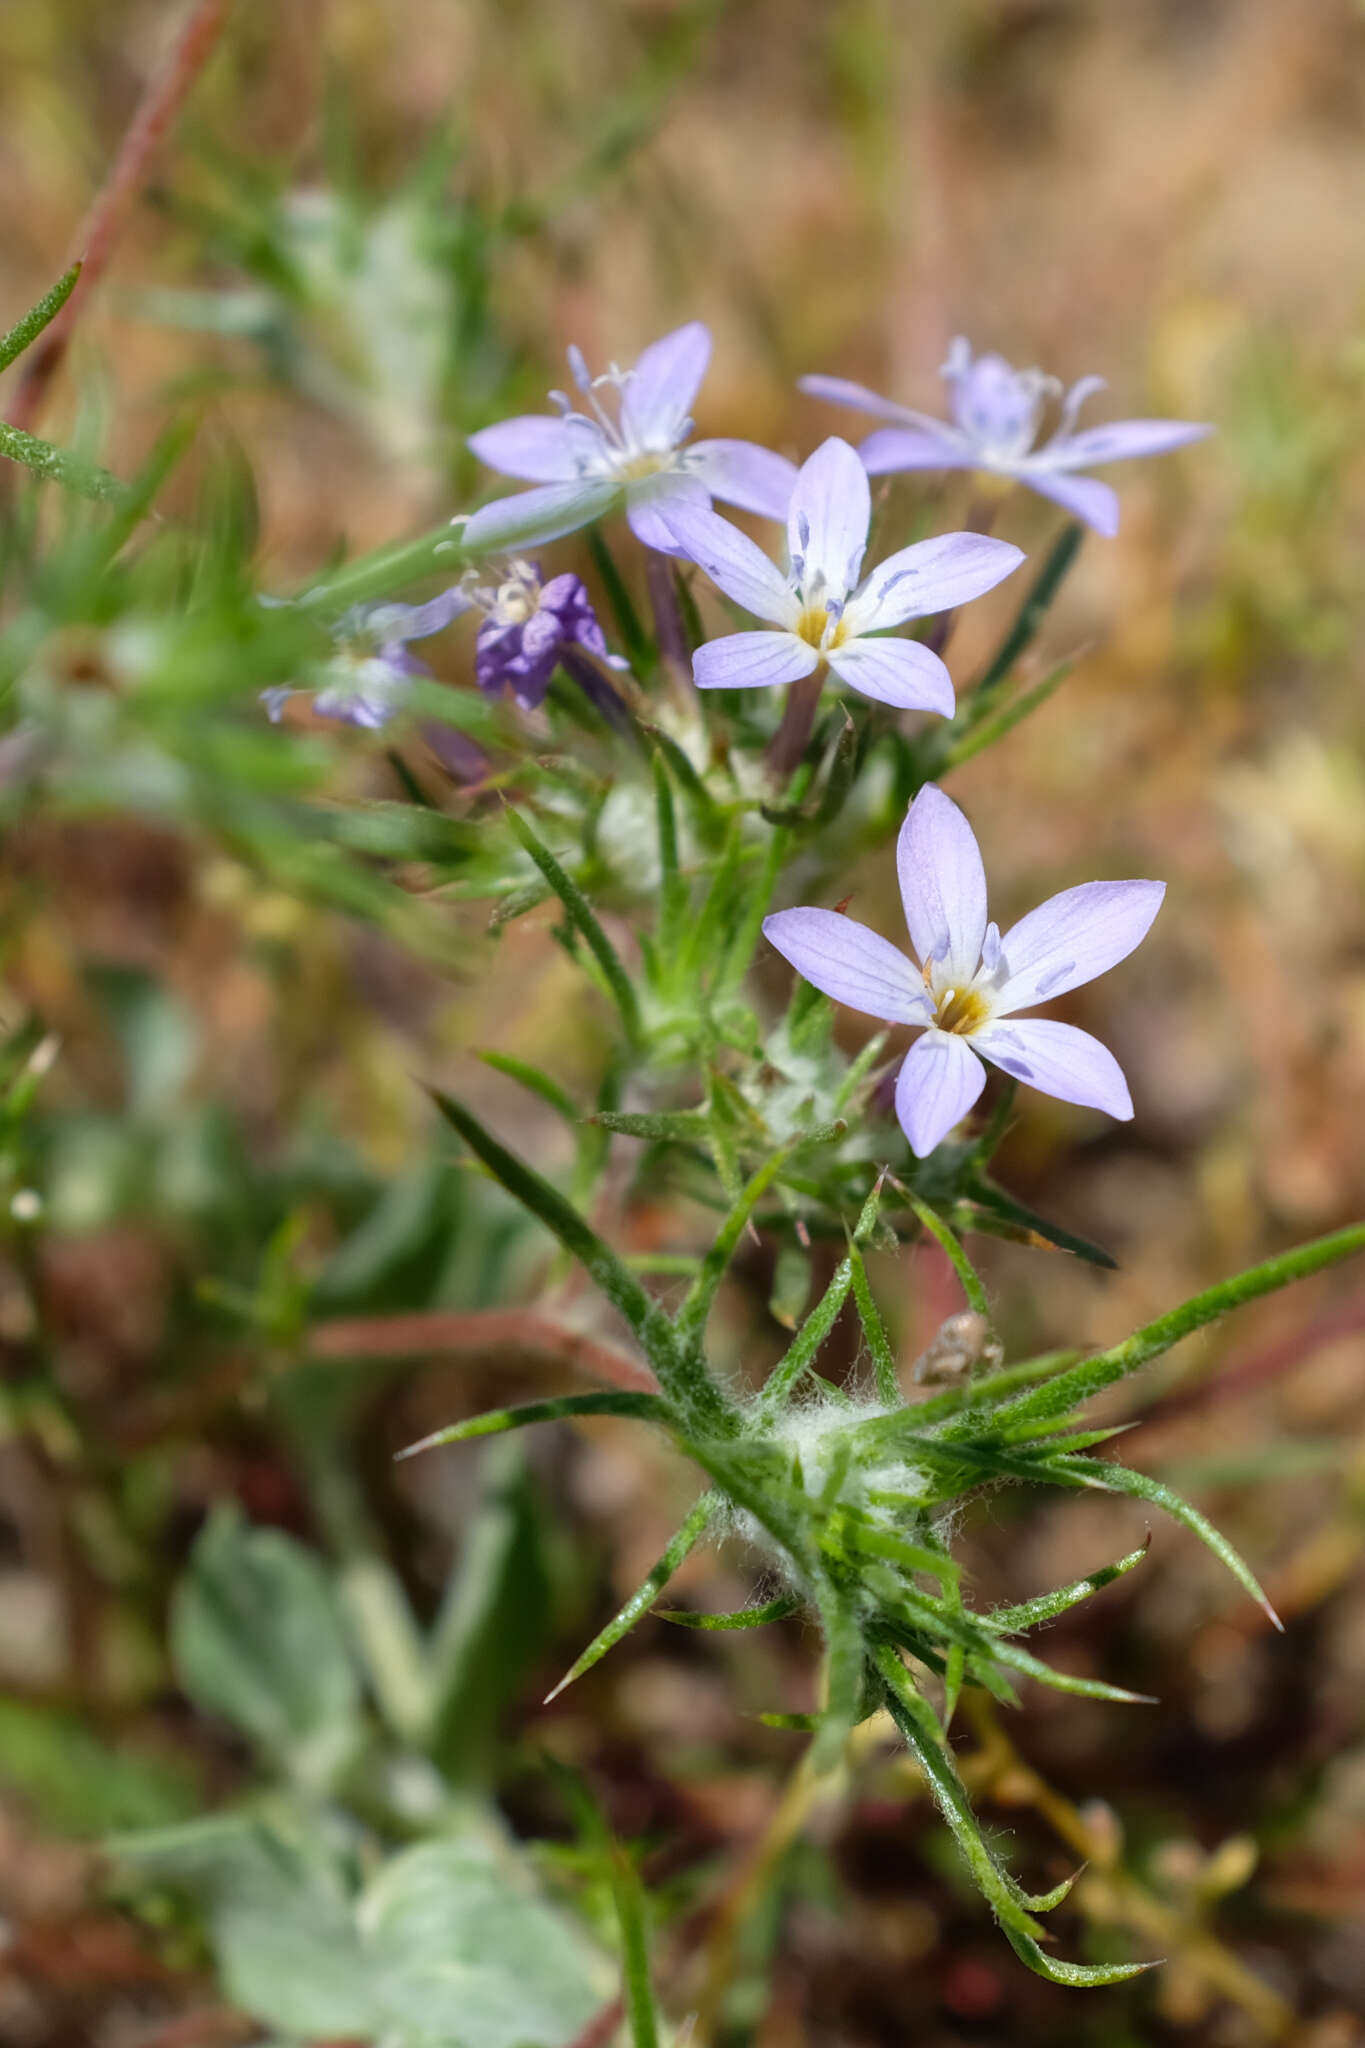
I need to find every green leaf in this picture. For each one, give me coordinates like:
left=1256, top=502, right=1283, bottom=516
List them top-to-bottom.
left=0, top=263, right=80, bottom=374
left=0, top=418, right=129, bottom=502
left=967, top=521, right=1083, bottom=708
left=587, top=525, right=650, bottom=670
left=937, top=657, right=1074, bottom=774
left=504, top=807, right=642, bottom=1044
left=478, top=1050, right=581, bottom=1129
left=428, top=1087, right=722, bottom=1422
left=596, top=1106, right=712, bottom=1142
left=674, top=1139, right=802, bottom=1349
left=965, top=1177, right=1118, bottom=1269
left=904, top=1190, right=991, bottom=1320
left=990, top=1218, right=1365, bottom=1434
left=849, top=1243, right=900, bottom=1404
left=396, top=1389, right=668, bottom=1460
left=1050, top=1455, right=1281, bottom=1628
left=546, top=1492, right=717, bottom=1700
left=170, top=1506, right=362, bottom=1788
left=987, top=1541, right=1150, bottom=1633
left=656, top=1595, right=801, bottom=1630
left=874, top=1645, right=1150, bottom=1985
left=117, top=1818, right=612, bottom=2048
left=360, top=1837, right=610, bottom=2047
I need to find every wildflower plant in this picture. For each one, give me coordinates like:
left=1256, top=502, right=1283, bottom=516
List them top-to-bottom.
left=4, top=215, right=1365, bottom=2045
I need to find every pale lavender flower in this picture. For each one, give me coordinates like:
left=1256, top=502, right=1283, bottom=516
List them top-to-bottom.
left=462, top=323, right=797, bottom=555
left=800, top=338, right=1210, bottom=537
left=661, top=437, right=1022, bottom=712
left=471, top=559, right=622, bottom=708
left=264, top=585, right=472, bottom=729
left=763, top=784, right=1164, bottom=1156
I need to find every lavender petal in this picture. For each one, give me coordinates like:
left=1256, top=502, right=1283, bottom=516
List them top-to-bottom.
left=619, top=322, right=712, bottom=450
left=466, top=415, right=596, bottom=482
left=1044, top=419, right=1212, bottom=469
left=858, top=425, right=976, bottom=476
left=687, top=438, right=798, bottom=519
left=786, top=438, right=870, bottom=598
left=1016, top=465, right=1121, bottom=537
left=625, top=471, right=710, bottom=555
left=462, top=480, right=620, bottom=553
left=661, top=500, right=797, bottom=624
left=846, top=533, right=1024, bottom=633
left=693, top=630, right=818, bottom=692
left=826, top=635, right=955, bottom=716
left=896, top=785, right=989, bottom=983
left=992, top=879, right=1165, bottom=1016
left=762, top=907, right=933, bottom=1025
left=973, top=1018, right=1133, bottom=1120
left=893, top=1030, right=988, bottom=1157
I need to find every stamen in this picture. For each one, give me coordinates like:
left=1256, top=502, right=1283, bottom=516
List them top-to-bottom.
left=566, top=344, right=593, bottom=394
left=797, top=512, right=811, bottom=550
left=981, top=922, right=1002, bottom=973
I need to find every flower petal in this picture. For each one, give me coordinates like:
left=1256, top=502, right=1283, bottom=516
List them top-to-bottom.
left=620, top=322, right=712, bottom=450
left=799, top=375, right=948, bottom=432
left=466, top=415, right=598, bottom=482
left=1044, top=419, right=1212, bottom=468
left=858, top=425, right=976, bottom=475
left=788, top=437, right=869, bottom=598
left=688, top=438, right=798, bottom=519
left=1016, top=466, right=1120, bottom=537
left=625, top=471, right=710, bottom=554
left=462, top=480, right=621, bottom=552
left=661, top=500, right=797, bottom=624
left=846, top=533, right=1024, bottom=633
left=364, top=585, right=474, bottom=643
left=693, top=631, right=817, bottom=692
left=826, top=635, right=954, bottom=715
left=896, top=784, right=988, bottom=981
left=992, top=878, right=1165, bottom=1015
left=762, top=908, right=931, bottom=1025
left=972, top=1018, right=1133, bottom=1119
left=894, top=1031, right=987, bottom=1157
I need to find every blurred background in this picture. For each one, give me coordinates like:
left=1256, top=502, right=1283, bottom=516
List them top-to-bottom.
left=2, top=1, right=1365, bottom=2043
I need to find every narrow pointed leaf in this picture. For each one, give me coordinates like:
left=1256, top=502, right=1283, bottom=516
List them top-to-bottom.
left=0, top=264, right=80, bottom=374
left=0, top=420, right=128, bottom=502
left=504, top=809, right=641, bottom=1044
left=427, top=1086, right=696, bottom=1397
left=904, top=1192, right=991, bottom=1320
left=991, top=1218, right=1365, bottom=1432
left=849, top=1243, right=900, bottom=1404
left=396, top=1390, right=666, bottom=1460
left=545, top=1493, right=717, bottom=1701
left=986, top=1541, right=1150, bottom=1632
left=656, top=1595, right=801, bottom=1630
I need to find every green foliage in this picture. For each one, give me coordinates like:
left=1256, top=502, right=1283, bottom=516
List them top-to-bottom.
left=172, top=1506, right=364, bottom=1790
left=115, top=1815, right=610, bottom=2047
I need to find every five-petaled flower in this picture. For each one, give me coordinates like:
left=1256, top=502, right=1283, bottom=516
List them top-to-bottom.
left=462, top=323, right=797, bottom=555
left=801, top=338, right=1210, bottom=538
left=662, top=437, right=1022, bottom=712
left=263, top=585, right=470, bottom=730
left=762, top=783, right=1164, bottom=1156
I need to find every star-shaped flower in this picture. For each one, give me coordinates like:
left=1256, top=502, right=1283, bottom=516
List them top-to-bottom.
left=462, top=323, right=797, bottom=556
left=801, top=338, right=1210, bottom=537
left=661, top=437, right=1022, bottom=712
left=763, top=784, right=1164, bottom=1156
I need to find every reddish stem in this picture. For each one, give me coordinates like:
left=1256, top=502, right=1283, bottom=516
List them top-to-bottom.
left=7, top=0, right=233, bottom=432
